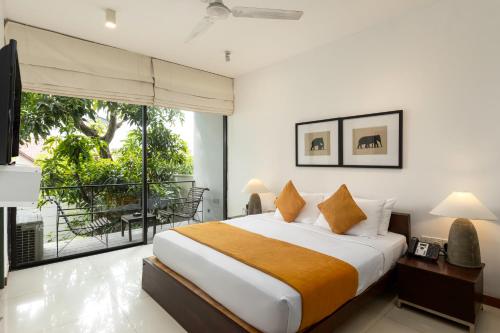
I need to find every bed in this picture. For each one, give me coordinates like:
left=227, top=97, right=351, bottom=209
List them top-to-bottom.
left=142, top=212, right=411, bottom=333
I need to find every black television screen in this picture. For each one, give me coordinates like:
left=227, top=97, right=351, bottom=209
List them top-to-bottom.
left=0, top=39, right=22, bottom=165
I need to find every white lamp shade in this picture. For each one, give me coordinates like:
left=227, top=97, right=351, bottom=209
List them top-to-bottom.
left=242, top=178, right=269, bottom=194
left=430, top=192, right=497, bottom=221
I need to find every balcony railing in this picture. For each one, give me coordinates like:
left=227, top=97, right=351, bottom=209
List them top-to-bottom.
left=14, top=179, right=202, bottom=266
left=40, top=179, right=195, bottom=222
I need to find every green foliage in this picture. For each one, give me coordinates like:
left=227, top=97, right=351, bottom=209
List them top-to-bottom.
left=22, top=92, right=193, bottom=212
left=20, top=93, right=95, bottom=144
left=118, top=125, right=193, bottom=183
left=37, top=135, right=104, bottom=187
left=53, top=135, right=105, bottom=167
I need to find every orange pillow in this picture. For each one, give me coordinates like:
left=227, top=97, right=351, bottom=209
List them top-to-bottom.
left=275, top=181, right=306, bottom=222
left=317, top=184, right=367, bottom=234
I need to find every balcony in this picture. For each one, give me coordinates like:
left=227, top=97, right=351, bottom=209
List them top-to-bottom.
left=14, top=179, right=207, bottom=266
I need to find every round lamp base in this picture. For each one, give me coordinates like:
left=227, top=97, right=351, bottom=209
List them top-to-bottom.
left=247, top=193, right=262, bottom=215
left=447, top=218, right=482, bottom=268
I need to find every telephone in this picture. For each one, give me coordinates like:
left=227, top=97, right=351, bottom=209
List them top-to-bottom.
left=407, top=237, right=440, bottom=261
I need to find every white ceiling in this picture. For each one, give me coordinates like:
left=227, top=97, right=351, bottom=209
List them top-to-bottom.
left=4, top=0, right=437, bottom=78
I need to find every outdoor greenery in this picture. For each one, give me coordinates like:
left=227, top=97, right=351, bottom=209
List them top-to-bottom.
left=21, top=92, right=193, bottom=209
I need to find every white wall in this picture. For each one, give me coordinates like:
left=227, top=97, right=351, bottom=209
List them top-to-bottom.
left=229, top=0, right=500, bottom=298
left=193, top=112, right=224, bottom=221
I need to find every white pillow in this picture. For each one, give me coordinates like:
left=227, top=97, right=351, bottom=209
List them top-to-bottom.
left=259, top=192, right=277, bottom=212
left=274, top=193, right=324, bottom=224
left=313, top=197, right=385, bottom=237
left=346, top=198, right=386, bottom=237
left=378, top=199, right=397, bottom=235
left=314, top=213, right=331, bottom=230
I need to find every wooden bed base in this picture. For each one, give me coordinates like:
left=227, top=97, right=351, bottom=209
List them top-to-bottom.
left=142, top=213, right=411, bottom=333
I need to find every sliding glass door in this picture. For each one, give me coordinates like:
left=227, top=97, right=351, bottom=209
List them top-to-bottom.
left=10, top=93, right=226, bottom=269
left=11, top=93, right=146, bottom=267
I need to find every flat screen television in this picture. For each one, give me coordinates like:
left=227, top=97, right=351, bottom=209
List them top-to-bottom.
left=0, top=39, right=22, bottom=165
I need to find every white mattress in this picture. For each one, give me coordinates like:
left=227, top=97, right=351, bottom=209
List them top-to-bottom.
left=153, top=213, right=407, bottom=333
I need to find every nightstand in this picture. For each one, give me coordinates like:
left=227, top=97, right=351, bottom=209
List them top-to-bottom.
left=396, top=256, right=484, bottom=333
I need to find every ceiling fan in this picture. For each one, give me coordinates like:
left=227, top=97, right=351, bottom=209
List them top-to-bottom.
left=186, top=0, right=304, bottom=42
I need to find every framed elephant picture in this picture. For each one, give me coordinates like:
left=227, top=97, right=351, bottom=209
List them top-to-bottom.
left=342, top=110, right=403, bottom=168
left=295, top=118, right=341, bottom=167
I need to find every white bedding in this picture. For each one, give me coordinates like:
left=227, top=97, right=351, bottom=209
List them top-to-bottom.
left=153, top=213, right=407, bottom=333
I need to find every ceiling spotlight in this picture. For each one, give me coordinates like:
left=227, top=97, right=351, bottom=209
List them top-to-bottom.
left=105, top=9, right=117, bottom=29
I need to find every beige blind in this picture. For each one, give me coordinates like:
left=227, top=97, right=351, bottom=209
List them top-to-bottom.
left=5, top=22, right=154, bottom=105
left=5, top=22, right=235, bottom=114
left=153, top=59, right=234, bottom=115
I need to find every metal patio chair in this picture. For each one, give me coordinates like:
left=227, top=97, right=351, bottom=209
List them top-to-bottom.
left=157, top=187, right=209, bottom=227
left=47, top=198, right=116, bottom=256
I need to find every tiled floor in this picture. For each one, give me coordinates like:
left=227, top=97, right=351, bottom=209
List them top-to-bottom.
left=1, top=244, right=499, bottom=333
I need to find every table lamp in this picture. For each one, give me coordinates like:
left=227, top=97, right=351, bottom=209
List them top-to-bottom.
left=242, top=179, right=269, bottom=215
left=430, top=192, right=497, bottom=268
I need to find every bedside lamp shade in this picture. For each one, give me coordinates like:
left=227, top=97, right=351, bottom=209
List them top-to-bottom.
left=242, top=179, right=269, bottom=215
left=242, top=179, right=269, bottom=194
left=430, top=192, right=496, bottom=268
left=430, top=192, right=497, bottom=221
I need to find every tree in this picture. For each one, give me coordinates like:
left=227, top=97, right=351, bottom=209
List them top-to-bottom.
left=22, top=92, right=193, bottom=207
left=21, top=93, right=168, bottom=159
left=118, top=123, right=193, bottom=183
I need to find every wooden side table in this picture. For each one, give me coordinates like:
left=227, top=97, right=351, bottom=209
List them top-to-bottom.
left=121, top=213, right=157, bottom=241
left=396, top=256, right=484, bottom=333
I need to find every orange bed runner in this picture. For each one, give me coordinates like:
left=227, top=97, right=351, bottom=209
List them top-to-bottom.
left=172, top=222, right=358, bottom=330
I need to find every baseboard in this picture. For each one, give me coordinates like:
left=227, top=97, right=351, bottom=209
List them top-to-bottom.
left=483, top=295, right=500, bottom=309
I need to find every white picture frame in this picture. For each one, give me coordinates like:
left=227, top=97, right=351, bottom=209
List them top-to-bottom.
left=342, top=111, right=402, bottom=168
left=296, top=119, right=340, bottom=167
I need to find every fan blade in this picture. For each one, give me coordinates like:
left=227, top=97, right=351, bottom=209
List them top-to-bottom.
left=231, top=7, right=303, bottom=20
left=185, top=16, right=214, bottom=43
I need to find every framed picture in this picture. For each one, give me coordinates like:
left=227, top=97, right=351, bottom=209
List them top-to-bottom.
left=341, top=110, right=403, bottom=168
left=296, top=118, right=341, bottom=167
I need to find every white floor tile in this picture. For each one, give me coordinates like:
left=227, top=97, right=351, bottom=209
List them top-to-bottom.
left=3, top=243, right=500, bottom=333
left=85, top=245, right=151, bottom=278
left=3, top=257, right=102, bottom=299
left=106, top=269, right=150, bottom=304
left=2, top=275, right=120, bottom=333
left=335, top=292, right=396, bottom=333
left=118, top=296, right=186, bottom=333
left=387, top=304, right=466, bottom=333
left=476, top=305, right=500, bottom=333
left=40, top=311, right=136, bottom=333
left=367, top=317, right=422, bottom=333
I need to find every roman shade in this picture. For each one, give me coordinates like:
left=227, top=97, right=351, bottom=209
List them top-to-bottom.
left=5, top=22, right=154, bottom=105
left=5, top=22, right=234, bottom=114
left=153, top=59, right=234, bottom=115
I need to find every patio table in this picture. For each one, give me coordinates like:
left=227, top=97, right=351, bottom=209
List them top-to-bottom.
left=120, top=213, right=157, bottom=242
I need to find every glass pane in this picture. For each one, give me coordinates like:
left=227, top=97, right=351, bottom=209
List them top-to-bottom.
left=12, top=92, right=225, bottom=266
left=13, top=92, right=144, bottom=265
left=145, top=107, right=195, bottom=234
left=146, top=109, right=223, bottom=235
left=192, top=111, right=224, bottom=221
